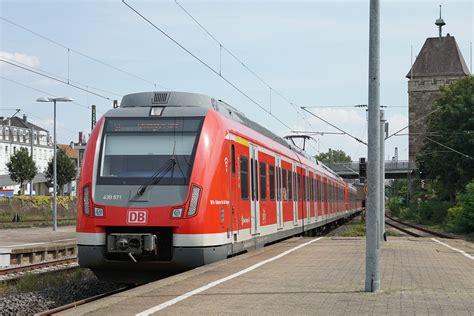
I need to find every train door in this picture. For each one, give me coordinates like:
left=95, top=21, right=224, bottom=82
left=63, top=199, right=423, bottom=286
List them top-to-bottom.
left=229, top=143, right=239, bottom=240
left=249, top=145, right=260, bottom=235
left=276, top=157, right=283, bottom=228
left=292, top=164, right=298, bottom=226
left=304, top=169, right=311, bottom=222
left=313, top=175, right=318, bottom=221
left=323, top=178, right=328, bottom=220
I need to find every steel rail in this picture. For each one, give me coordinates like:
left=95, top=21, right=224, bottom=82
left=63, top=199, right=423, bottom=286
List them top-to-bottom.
left=385, top=214, right=455, bottom=239
left=385, top=219, right=422, bottom=237
left=0, top=257, right=77, bottom=276
left=36, top=286, right=132, bottom=316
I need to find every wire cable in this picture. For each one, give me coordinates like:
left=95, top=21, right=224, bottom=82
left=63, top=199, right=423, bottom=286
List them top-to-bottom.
left=123, top=0, right=292, bottom=130
left=174, top=0, right=310, bottom=124
left=0, top=16, right=167, bottom=90
left=0, top=56, right=121, bottom=97
left=1, top=58, right=113, bottom=100
left=0, top=76, right=106, bottom=115
left=301, top=107, right=367, bottom=145
left=385, top=107, right=441, bottom=140
left=424, top=136, right=474, bottom=160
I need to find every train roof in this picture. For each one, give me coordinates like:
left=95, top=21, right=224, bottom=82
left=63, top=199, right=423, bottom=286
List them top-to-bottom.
left=119, top=91, right=344, bottom=183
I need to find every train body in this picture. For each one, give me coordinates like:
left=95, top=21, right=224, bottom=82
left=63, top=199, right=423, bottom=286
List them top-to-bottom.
left=76, top=91, right=362, bottom=283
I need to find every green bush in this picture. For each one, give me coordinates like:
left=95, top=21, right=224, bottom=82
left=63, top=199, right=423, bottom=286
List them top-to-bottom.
left=446, top=181, right=474, bottom=233
left=387, top=197, right=405, bottom=217
left=408, top=199, right=453, bottom=225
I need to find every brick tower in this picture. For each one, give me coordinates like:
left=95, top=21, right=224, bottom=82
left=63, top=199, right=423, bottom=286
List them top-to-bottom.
left=406, top=8, right=470, bottom=162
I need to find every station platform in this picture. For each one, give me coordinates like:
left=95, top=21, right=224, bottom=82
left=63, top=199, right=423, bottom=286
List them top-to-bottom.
left=0, top=226, right=76, bottom=268
left=63, top=236, right=474, bottom=315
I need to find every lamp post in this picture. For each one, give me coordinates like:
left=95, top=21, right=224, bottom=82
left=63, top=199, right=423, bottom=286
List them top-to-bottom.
left=36, top=97, right=73, bottom=231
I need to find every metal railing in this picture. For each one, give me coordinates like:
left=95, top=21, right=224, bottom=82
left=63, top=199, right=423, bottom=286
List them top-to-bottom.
left=327, top=160, right=415, bottom=175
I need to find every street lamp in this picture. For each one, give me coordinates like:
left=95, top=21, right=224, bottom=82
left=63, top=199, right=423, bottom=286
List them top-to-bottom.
left=36, top=97, right=74, bottom=231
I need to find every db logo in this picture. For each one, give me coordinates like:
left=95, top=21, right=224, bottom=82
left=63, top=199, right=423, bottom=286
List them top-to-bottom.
left=127, top=210, right=148, bottom=224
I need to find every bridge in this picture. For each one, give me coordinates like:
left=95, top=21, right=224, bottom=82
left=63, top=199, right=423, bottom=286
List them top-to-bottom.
left=326, top=160, right=416, bottom=179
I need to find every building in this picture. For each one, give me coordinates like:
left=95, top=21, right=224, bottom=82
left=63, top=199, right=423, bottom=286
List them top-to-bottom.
left=406, top=12, right=470, bottom=162
left=0, top=115, right=53, bottom=194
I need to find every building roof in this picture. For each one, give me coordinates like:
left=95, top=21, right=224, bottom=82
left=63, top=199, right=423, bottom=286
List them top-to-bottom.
left=406, top=35, right=470, bottom=79
left=0, top=116, right=48, bottom=132
left=58, top=144, right=79, bottom=160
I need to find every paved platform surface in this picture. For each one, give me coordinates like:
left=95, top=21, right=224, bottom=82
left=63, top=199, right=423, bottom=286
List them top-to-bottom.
left=0, top=226, right=76, bottom=249
left=64, top=237, right=474, bottom=316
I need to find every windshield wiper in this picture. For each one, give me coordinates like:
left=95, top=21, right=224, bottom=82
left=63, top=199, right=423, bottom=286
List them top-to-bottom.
left=136, top=157, right=176, bottom=196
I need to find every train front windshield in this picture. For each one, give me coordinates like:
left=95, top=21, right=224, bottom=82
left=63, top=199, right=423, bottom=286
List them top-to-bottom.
left=97, top=117, right=203, bottom=185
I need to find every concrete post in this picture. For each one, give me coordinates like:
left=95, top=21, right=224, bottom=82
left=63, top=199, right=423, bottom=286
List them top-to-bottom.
left=365, top=0, right=381, bottom=292
left=53, top=100, right=57, bottom=231
left=380, top=111, right=386, bottom=241
left=29, top=126, right=34, bottom=196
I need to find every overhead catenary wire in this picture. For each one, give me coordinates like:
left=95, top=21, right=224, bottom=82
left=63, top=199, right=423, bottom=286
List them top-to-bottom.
left=122, top=0, right=293, bottom=130
left=174, top=0, right=311, bottom=125
left=0, top=16, right=167, bottom=90
left=0, top=56, right=121, bottom=97
left=0, top=58, right=113, bottom=101
left=0, top=76, right=105, bottom=114
left=301, top=107, right=367, bottom=145
left=385, top=107, right=441, bottom=140
left=21, top=110, right=78, bottom=137
left=424, top=136, right=474, bottom=160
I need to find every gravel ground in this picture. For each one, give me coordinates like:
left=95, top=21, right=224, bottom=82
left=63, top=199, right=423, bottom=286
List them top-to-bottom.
left=0, top=270, right=122, bottom=315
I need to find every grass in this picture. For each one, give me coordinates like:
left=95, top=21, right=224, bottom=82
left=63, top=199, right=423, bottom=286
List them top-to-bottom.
left=0, top=219, right=76, bottom=229
left=339, top=223, right=366, bottom=237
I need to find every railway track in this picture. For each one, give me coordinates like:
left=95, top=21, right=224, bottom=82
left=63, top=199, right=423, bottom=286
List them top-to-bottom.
left=385, top=214, right=454, bottom=239
left=0, top=257, right=78, bottom=282
left=36, top=286, right=132, bottom=316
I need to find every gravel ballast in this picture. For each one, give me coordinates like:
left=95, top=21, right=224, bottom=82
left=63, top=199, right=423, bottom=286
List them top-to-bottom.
left=0, top=269, right=122, bottom=315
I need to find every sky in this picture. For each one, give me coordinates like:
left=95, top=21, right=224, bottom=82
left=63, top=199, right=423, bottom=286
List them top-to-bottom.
left=0, top=0, right=472, bottom=161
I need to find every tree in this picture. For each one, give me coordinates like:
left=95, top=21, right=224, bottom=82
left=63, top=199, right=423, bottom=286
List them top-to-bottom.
left=418, top=76, right=474, bottom=201
left=6, top=147, right=37, bottom=195
left=46, top=149, right=77, bottom=196
left=315, top=149, right=352, bottom=164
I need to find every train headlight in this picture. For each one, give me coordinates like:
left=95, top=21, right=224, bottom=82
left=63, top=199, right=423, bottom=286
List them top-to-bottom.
left=150, top=107, right=164, bottom=116
left=83, top=185, right=91, bottom=216
left=186, top=185, right=201, bottom=217
left=94, top=207, right=104, bottom=217
left=171, top=208, right=183, bottom=218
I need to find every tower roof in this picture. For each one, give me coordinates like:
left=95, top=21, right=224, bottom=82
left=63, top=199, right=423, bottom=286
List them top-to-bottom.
left=406, top=35, right=470, bottom=79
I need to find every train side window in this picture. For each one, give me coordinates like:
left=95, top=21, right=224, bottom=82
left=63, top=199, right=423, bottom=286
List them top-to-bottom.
left=231, top=145, right=235, bottom=175
left=240, top=156, right=249, bottom=200
left=259, top=162, right=267, bottom=200
left=269, top=165, right=275, bottom=200
left=282, top=169, right=288, bottom=201
left=288, top=170, right=293, bottom=200
left=297, top=174, right=301, bottom=201
left=307, top=176, right=311, bottom=202
left=313, top=179, right=318, bottom=202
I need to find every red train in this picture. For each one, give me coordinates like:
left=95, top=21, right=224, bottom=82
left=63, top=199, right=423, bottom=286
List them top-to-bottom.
left=77, top=91, right=362, bottom=283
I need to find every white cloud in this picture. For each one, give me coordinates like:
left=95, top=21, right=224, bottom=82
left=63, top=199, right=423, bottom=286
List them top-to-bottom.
left=0, top=51, right=40, bottom=68
left=386, top=113, right=408, bottom=136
